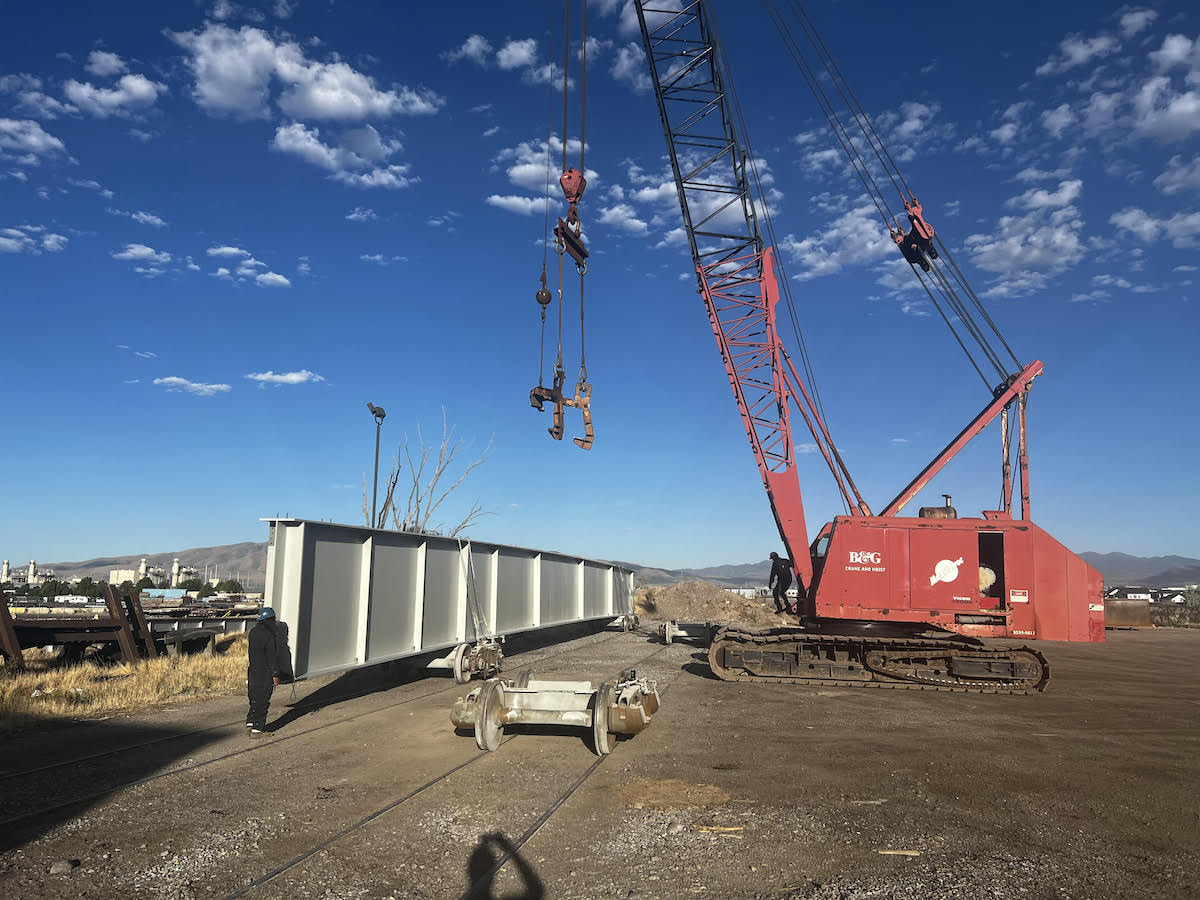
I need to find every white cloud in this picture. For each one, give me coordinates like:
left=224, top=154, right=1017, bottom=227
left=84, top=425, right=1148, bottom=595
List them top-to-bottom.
left=1120, top=10, right=1157, bottom=39
left=170, top=24, right=444, bottom=120
left=1035, top=33, right=1118, bottom=77
left=443, top=34, right=493, bottom=66
left=1148, top=34, right=1196, bottom=72
left=497, top=39, right=538, bottom=70
left=611, top=42, right=650, bottom=92
left=85, top=50, right=128, bottom=77
left=0, top=74, right=40, bottom=93
left=64, top=74, right=165, bottom=118
left=1131, top=75, right=1200, bottom=142
left=0, top=76, right=78, bottom=120
left=876, top=101, right=954, bottom=157
left=1040, top=103, right=1075, bottom=140
left=0, top=118, right=66, bottom=162
left=271, top=122, right=414, bottom=189
left=990, top=122, right=1020, bottom=145
left=493, top=135, right=590, bottom=192
left=1154, top=155, right=1200, bottom=195
left=1014, top=165, right=1072, bottom=183
left=68, top=177, right=115, bottom=198
left=1009, top=178, right=1083, bottom=210
left=484, top=194, right=543, bottom=215
left=597, top=202, right=649, bottom=234
left=780, top=205, right=895, bottom=281
left=964, top=205, right=1086, bottom=296
left=345, top=206, right=377, bottom=221
left=1110, top=206, right=1200, bottom=248
left=107, top=207, right=167, bottom=227
left=131, top=210, right=167, bottom=227
left=0, top=224, right=67, bottom=254
left=111, top=243, right=171, bottom=264
left=207, top=245, right=250, bottom=257
left=359, top=253, right=407, bottom=265
left=255, top=271, right=290, bottom=287
left=245, top=369, right=323, bottom=385
left=153, top=376, right=231, bottom=396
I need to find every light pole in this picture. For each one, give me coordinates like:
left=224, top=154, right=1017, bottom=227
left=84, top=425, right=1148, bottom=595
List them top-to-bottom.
left=367, top=402, right=386, bottom=528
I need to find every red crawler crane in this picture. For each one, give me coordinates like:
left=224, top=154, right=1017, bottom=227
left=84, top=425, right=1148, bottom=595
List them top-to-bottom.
left=634, top=1, right=1102, bottom=693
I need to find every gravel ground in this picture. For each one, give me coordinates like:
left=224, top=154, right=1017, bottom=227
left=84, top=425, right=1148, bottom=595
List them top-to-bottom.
left=1, top=625, right=1197, bottom=899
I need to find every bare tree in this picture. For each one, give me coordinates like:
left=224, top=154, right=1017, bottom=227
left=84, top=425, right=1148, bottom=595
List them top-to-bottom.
left=363, top=410, right=494, bottom=537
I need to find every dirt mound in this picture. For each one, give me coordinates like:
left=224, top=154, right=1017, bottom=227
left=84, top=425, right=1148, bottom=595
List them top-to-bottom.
left=634, top=580, right=784, bottom=627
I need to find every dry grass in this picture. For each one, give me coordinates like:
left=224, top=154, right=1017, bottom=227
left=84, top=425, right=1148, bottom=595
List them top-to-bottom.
left=0, top=633, right=249, bottom=730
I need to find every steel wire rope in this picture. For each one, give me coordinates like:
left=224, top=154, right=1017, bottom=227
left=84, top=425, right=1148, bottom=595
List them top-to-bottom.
left=553, top=0, right=572, bottom=379
left=578, top=0, right=589, bottom=384
left=763, top=0, right=894, bottom=229
left=776, top=0, right=1021, bottom=381
left=790, top=0, right=913, bottom=204
left=795, top=0, right=1023, bottom=380
left=537, top=14, right=557, bottom=389
left=936, top=236, right=1022, bottom=370
left=923, top=258, right=1009, bottom=380
left=909, top=265, right=990, bottom=387
left=0, top=630, right=628, bottom=825
left=224, top=639, right=676, bottom=900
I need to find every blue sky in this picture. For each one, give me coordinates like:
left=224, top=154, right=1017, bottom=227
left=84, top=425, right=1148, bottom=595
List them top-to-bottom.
left=1, top=1, right=1197, bottom=569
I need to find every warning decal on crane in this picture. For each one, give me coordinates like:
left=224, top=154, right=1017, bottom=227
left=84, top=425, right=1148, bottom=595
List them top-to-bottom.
left=1010, top=589, right=1029, bottom=604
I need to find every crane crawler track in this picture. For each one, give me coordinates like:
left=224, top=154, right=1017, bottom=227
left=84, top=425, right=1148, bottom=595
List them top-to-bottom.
left=708, top=626, right=1050, bottom=694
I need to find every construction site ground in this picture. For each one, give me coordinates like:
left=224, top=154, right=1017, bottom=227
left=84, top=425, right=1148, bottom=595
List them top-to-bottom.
left=1, top=587, right=1197, bottom=899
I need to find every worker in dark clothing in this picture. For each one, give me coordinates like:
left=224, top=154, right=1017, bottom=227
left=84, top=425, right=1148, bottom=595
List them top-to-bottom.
left=769, top=552, right=794, bottom=614
left=246, top=607, right=293, bottom=734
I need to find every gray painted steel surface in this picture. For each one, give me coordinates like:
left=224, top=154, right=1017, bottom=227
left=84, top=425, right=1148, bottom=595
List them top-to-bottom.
left=264, top=519, right=634, bottom=679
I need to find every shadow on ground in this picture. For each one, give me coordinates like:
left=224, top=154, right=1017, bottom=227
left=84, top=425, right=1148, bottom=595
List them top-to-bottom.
left=463, top=831, right=545, bottom=900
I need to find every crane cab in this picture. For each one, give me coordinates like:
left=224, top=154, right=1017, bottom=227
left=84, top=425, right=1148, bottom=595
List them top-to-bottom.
left=807, top=515, right=1104, bottom=643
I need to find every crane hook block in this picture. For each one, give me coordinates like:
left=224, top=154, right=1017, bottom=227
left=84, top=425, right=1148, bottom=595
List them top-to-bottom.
left=559, top=168, right=587, bottom=205
left=554, top=218, right=589, bottom=269
left=536, top=286, right=552, bottom=308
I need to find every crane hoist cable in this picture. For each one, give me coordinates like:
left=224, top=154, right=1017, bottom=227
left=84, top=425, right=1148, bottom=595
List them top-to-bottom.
left=528, top=0, right=593, bottom=450
left=765, top=0, right=1024, bottom=388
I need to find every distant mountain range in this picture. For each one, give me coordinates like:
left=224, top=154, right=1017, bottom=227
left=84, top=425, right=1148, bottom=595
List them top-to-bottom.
left=39, top=542, right=1198, bottom=591
left=1077, top=553, right=1200, bottom=589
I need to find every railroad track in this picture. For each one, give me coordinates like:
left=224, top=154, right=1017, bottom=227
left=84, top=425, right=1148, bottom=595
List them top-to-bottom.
left=0, top=628, right=630, bottom=829
left=221, top=640, right=687, bottom=899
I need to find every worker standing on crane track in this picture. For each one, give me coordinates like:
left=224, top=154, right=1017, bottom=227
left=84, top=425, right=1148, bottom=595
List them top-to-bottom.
left=768, top=552, right=794, bottom=615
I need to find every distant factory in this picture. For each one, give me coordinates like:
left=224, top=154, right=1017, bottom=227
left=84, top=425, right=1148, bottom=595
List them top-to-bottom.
left=108, top=557, right=201, bottom=588
left=1, top=560, right=56, bottom=587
